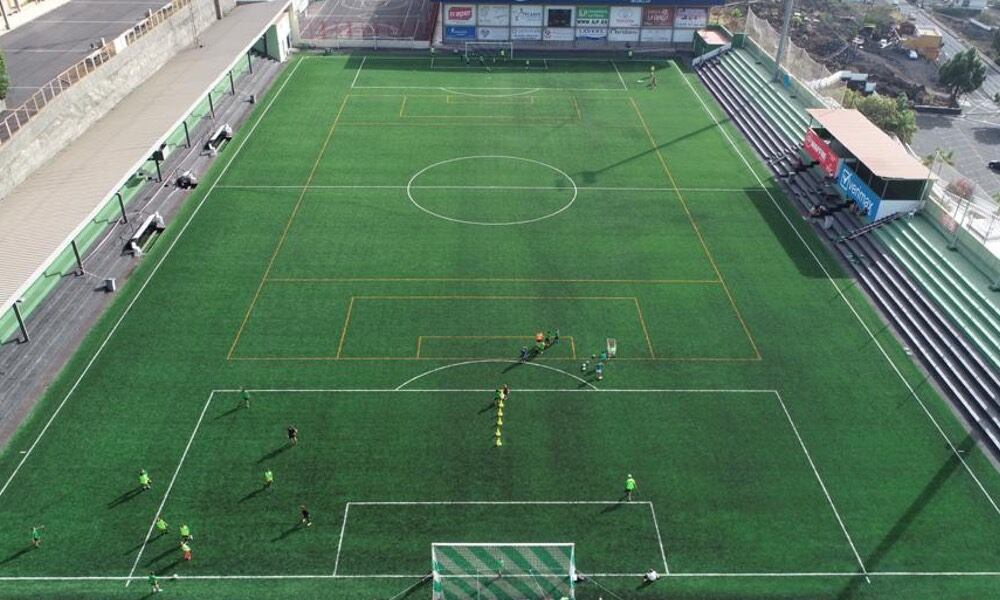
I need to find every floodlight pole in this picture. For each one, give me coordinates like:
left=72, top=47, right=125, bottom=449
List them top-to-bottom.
left=0, top=0, right=10, bottom=32
left=773, top=0, right=795, bottom=81
left=229, top=70, right=235, bottom=95
left=208, top=93, right=215, bottom=119
left=182, top=121, right=191, bottom=148
left=116, top=192, right=128, bottom=224
left=71, top=240, right=84, bottom=275
left=12, top=301, right=28, bottom=343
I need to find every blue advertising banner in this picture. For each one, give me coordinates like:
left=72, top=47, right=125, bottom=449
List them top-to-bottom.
left=438, top=0, right=723, bottom=6
left=445, top=25, right=477, bottom=39
left=836, top=163, right=881, bottom=220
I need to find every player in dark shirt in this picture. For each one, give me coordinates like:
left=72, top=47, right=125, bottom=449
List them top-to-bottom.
left=287, top=425, right=298, bottom=446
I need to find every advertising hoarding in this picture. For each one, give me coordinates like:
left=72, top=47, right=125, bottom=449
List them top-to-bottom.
left=444, top=4, right=476, bottom=25
left=510, top=4, right=543, bottom=26
left=477, top=5, right=510, bottom=26
left=545, top=6, right=575, bottom=27
left=576, top=6, right=609, bottom=26
left=609, top=6, right=642, bottom=27
left=642, top=6, right=673, bottom=26
left=673, top=7, right=707, bottom=27
left=445, top=25, right=477, bottom=38
left=477, top=26, right=510, bottom=39
left=511, top=26, right=543, bottom=39
left=543, top=26, right=575, bottom=40
left=576, top=26, right=609, bottom=39
left=607, top=26, right=640, bottom=41
left=640, top=27, right=672, bottom=41
left=803, top=129, right=840, bottom=177
left=836, top=163, right=881, bottom=220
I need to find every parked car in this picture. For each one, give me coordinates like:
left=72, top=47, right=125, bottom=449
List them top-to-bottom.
left=988, top=161, right=1000, bottom=172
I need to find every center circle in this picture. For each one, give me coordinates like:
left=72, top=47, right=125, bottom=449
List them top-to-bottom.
left=406, top=156, right=578, bottom=226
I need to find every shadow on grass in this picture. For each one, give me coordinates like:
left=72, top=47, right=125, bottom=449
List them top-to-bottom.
left=745, top=189, right=832, bottom=279
left=478, top=402, right=496, bottom=414
left=214, top=405, right=243, bottom=420
left=835, top=435, right=978, bottom=600
left=256, top=443, right=292, bottom=464
left=107, top=486, right=146, bottom=509
left=239, top=487, right=267, bottom=503
left=600, top=502, right=624, bottom=514
left=271, top=525, right=304, bottom=543
left=123, top=530, right=168, bottom=555
left=145, top=544, right=180, bottom=566
left=0, top=546, right=34, bottom=566
left=155, top=558, right=183, bottom=575
left=398, top=574, right=432, bottom=599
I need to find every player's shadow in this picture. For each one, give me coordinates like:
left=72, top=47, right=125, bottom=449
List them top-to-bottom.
left=478, top=402, right=496, bottom=414
left=214, top=405, right=242, bottom=420
left=834, top=435, right=977, bottom=600
left=256, top=444, right=292, bottom=464
left=107, top=486, right=145, bottom=509
left=238, top=487, right=267, bottom=503
left=600, top=502, right=624, bottom=514
left=271, top=525, right=304, bottom=543
left=145, top=544, right=180, bottom=566
left=0, top=546, right=34, bottom=566
left=155, top=558, right=183, bottom=575
left=398, top=575, right=432, bottom=598
left=635, top=578, right=655, bottom=590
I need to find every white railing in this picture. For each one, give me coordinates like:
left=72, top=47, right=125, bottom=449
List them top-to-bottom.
left=0, top=0, right=192, bottom=146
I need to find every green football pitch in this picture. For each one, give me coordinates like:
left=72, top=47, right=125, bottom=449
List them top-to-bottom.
left=1, top=52, right=999, bottom=599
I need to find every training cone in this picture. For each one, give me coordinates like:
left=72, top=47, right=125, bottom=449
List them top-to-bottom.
left=498, top=400, right=504, bottom=409
left=497, top=406, right=503, bottom=417
left=496, top=416, right=503, bottom=426
left=495, top=427, right=503, bottom=437
left=495, top=437, right=503, bottom=447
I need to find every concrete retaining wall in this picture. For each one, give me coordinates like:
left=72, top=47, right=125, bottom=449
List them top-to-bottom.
left=0, top=0, right=218, bottom=202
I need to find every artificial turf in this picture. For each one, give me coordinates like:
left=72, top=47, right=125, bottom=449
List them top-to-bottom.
left=0, top=52, right=998, bottom=599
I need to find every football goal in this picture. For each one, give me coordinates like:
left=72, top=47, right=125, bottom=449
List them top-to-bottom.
left=464, top=41, right=514, bottom=61
left=432, top=543, right=576, bottom=599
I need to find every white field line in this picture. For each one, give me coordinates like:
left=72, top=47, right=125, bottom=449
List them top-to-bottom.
left=327, top=55, right=665, bottom=63
left=350, top=55, right=367, bottom=89
left=0, top=58, right=305, bottom=504
left=611, top=61, right=627, bottom=90
left=678, top=69, right=1000, bottom=518
left=353, top=85, right=623, bottom=92
left=214, top=184, right=749, bottom=193
left=393, top=359, right=597, bottom=391
left=210, top=389, right=780, bottom=394
left=125, top=391, right=215, bottom=586
left=774, top=391, right=869, bottom=583
left=350, top=500, right=654, bottom=505
left=648, top=501, right=669, bottom=575
left=332, top=503, right=351, bottom=575
left=5, top=572, right=1000, bottom=582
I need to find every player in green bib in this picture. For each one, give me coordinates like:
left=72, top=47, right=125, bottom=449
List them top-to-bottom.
left=240, top=388, right=251, bottom=409
left=138, top=469, right=152, bottom=490
left=264, top=469, right=274, bottom=489
left=625, top=474, right=637, bottom=502
left=155, top=517, right=169, bottom=536
left=180, top=523, right=192, bottom=542
left=31, top=526, right=44, bottom=548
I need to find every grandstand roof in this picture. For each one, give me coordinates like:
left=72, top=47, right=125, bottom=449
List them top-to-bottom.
left=0, top=0, right=290, bottom=323
left=806, top=108, right=930, bottom=181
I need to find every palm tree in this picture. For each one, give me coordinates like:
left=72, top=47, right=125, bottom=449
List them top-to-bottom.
left=923, top=148, right=955, bottom=177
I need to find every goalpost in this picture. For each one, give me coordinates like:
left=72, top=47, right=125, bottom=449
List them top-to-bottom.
left=464, top=41, right=514, bottom=61
left=432, top=543, right=576, bottom=599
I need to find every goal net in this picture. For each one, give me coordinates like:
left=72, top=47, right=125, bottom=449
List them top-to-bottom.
left=464, top=41, right=514, bottom=61
left=432, top=543, right=576, bottom=599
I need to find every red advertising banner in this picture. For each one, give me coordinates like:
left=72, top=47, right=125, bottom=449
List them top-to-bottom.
left=447, top=6, right=474, bottom=22
left=642, top=6, right=673, bottom=26
left=803, top=129, right=839, bottom=176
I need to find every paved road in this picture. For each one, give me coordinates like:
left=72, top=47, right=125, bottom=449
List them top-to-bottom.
left=0, top=0, right=169, bottom=109
left=893, top=1, right=1000, bottom=196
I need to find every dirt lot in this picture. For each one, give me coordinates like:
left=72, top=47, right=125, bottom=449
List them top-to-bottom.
left=721, top=0, right=951, bottom=105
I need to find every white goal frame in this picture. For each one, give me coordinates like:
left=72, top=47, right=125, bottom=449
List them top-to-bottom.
left=464, top=41, right=514, bottom=61
left=432, top=542, right=576, bottom=600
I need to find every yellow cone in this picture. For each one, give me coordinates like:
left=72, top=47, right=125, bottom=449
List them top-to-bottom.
left=498, top=400, right=504, bottom=409
left=497, top=406, right=504, bottom=417
left=496, top=416, right=503, bottom=426
left=495, top=427, right=502, bottom=437
left=495, top=437, right=503, bottom=447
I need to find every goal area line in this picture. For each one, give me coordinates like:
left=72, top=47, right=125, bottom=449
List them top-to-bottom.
left=9, top=571, right=1000, bottom=584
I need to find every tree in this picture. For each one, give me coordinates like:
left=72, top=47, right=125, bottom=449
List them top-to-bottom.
left=938, top=48, right=987, bottom=103
left=0, top=51, right=8, bottom=102
left=844, top=90, right=918, bottom=144
left=922, top=148, right=955, bottom=173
